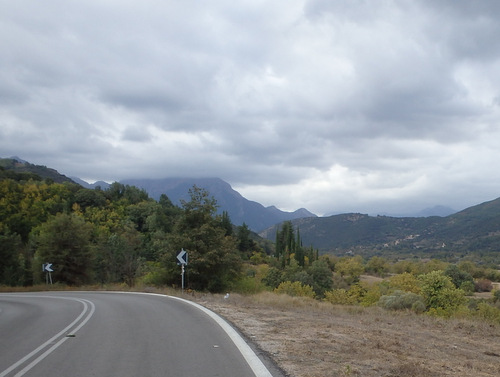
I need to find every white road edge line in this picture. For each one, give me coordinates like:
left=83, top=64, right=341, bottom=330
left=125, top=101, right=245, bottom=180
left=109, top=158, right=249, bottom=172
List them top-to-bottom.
left=123, top=292, right=274, bottom=377
left=0, top=296, right=95, bottom=377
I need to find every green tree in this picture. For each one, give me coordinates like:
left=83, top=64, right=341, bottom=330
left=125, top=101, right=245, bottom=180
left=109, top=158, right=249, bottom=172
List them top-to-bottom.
left=163, top=186, right=242, bottom=292
left=74, top=188, right=107, bottom=211
left=156, top=194, right=181, bottom=233
left=220, top=211, right=233, bottom=237
left=32, top=213, right=94, bottom=285
left=275, top=221, right=295, bottom=267
left=237, top=223, right=255, bottom=256
left=95, top=225, right=143, bottom=286
left=0, top=230, right=27, bottom=286
left=335, top=256, right=364, bottom=284
left=365, top=256, right=389, bottom=277
left=308, top=258, right=333, bottom=297
left=444, top=264, right=474, bottom=293
left=262, top=267, right=283, bottom=289
left=419, top=270, right=467, bottom=315
left=388, top=272, right=421, bottom=294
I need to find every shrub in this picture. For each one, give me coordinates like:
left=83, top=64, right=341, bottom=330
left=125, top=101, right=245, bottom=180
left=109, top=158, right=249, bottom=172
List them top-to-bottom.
left=334, top=256, right=364, bottom=284
left=365, top=256, right=389, bottom=277
left=308, top=259, right=333, bottom=297
left=138, top=262, right=168, bottom=286
left=444, top=264, right=474, bottom=289
left=262, top=267, right=283, bottom=289
left=419, top=270, right=466, bottom=313
left=388, top=272, right=421, bottom=294
left=232, top=275, right=267, bottom=294
left=475, top=279, right=493, bottom=292
left=274, top=281, right=316, bottom=298
left=459, top=281, right=475, bottom=295
left=323, top=283, right=371, bottom=306
left=360, top=283, right=382, bottom=307
left=324, top=288, right=354, bottom=305
left=493, top=289, right=500, bottom=303
left=378, top=290, right=426, bottom=313
left=475, top=302, right=500, bottom=324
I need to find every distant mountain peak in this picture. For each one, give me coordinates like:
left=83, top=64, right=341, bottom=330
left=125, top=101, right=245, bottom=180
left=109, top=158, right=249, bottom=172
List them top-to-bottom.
left=8, top=156, right=28, bottom=164
left=121, top=177, right=316, bottom=232
left=416, top=205, right=456, bottom=217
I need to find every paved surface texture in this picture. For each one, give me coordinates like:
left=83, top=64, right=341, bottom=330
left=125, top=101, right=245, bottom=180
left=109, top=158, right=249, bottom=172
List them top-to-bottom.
left=0, top=292, right=275, bottom=377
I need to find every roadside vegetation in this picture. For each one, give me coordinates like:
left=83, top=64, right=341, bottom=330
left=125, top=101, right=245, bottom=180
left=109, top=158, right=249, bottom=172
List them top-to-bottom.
left=2, top=169, right=500, bottom=327
left=0, top=170, right=254, bottom=292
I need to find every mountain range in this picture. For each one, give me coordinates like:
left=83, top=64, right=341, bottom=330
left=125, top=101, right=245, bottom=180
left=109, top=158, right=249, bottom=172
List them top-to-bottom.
left=4, top=156, right=500, bottom=260
left=3, top=157, right=316, bottom=231
left=72, top=176, right=316, bottom=232
left=73, top=176, right=317, bottom=231
left=118, top=177, right=316, bottom=232
left=259, top=197, right=500, bottom=260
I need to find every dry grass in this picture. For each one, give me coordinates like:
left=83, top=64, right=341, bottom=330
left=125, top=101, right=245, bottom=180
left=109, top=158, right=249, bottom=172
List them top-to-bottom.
left=192, top=292, right=500, bottom=377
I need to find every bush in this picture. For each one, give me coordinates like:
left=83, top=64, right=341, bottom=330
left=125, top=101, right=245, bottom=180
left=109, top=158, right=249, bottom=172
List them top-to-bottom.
left=308, top=259, right=333, bottom=297
left=138, top=262, right=168, bottom=286
left=444, top=264, right=474, bottom=289
left=262, top=267, right=283, bottom=289
left=419, top=270, right=466, bottom=313
left=388, top=272, right=421, bottom=294
left=232, top=275, right=267, bottom=294
left=475, top=279, right=493, bottom=292
left=274, top=281, right=316, bottom=298
left=459, top=281, right=475, bottom=295
left=323, top=283, right=372, bottom=306
left=360, top=283, right=382, bottom=307
left=324, top=288, right=354, bottom=305
left=493, top=289, right=500, bottom=303
left=378, top=290, right=426, bottom=313
left=475, top=302, right=500, bottom=324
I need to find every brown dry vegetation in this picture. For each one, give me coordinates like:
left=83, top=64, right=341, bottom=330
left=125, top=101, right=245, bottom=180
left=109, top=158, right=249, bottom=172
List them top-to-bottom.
left=193, top=292, right=500, bottom=377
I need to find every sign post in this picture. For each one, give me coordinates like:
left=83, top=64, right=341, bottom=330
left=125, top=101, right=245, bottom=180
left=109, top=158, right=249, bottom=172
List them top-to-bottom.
left=176, top=249, right=188, bottom=294
left=42, top=263, right=53, bottom=285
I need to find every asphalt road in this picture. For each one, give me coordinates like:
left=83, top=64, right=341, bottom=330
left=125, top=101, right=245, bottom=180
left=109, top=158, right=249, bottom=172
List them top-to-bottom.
left=0, top=292, right=278, bottom=377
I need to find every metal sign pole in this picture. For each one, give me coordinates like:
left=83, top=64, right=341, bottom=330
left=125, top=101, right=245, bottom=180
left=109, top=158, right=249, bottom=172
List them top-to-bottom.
left=176, top=249, right=188, bottom=294
left=43, top=263, right=54, bottom=285
left=181, top=264, right=185, bottom=294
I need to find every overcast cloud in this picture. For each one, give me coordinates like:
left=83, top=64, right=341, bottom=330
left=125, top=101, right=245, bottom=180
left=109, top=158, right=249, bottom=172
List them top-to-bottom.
left=2, top=0, right=500, bottom=216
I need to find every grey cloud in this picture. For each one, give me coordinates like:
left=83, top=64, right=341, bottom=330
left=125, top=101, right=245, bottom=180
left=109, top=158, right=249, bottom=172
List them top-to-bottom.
left=2, top=1, right=500, bottom=215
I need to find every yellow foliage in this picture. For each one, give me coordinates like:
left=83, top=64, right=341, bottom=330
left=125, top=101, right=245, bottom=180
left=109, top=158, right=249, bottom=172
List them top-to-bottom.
left=389, top=272, right=422, bottom=294
left=274, top=281, right=316, bottom=298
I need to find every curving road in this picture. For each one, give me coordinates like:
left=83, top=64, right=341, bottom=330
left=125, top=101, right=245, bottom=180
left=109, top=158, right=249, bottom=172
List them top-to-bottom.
left=0, top=292, right=279, bottom=377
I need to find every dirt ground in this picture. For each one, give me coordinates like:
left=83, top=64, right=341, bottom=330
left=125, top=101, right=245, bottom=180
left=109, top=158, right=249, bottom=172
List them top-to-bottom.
left=193, top=292, right=500, bottom=377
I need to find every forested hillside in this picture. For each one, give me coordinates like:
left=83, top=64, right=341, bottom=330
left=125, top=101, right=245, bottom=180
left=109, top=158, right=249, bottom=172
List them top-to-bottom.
left=0, top=157, right=75, bottom=183
left=0, top=167, right=269, bottom=290
left=261, top=198, right=500, bottom=263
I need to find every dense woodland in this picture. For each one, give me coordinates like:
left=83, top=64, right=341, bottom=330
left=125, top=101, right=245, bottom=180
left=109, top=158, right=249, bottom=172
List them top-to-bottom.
left=2, top=166, right=500, bottom=323
left=0, top=167, right=265, bottom=291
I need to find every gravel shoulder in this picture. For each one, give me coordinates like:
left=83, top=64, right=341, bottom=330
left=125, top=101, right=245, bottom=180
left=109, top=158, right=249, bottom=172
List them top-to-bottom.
left=193, top=292, right=500, bottom=377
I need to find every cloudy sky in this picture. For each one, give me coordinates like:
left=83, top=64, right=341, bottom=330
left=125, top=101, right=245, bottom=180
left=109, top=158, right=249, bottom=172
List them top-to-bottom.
left=2, top=1, right=500, bottom=216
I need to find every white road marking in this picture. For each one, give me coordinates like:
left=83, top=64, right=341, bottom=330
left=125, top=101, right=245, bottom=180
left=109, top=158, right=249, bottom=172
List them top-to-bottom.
left=123, top=292, right=274, bottom=377
left=0, top=295, right=95, bottom=377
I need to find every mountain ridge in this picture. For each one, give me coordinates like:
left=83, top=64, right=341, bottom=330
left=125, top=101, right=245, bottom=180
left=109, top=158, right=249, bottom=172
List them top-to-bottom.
left=5, top=156, right=499, bottom=258
left=1, top=157, right=316, bottom=232
left=120, top=177, right=316, bottom=232
left=259, top=196, right=500, bottom=260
